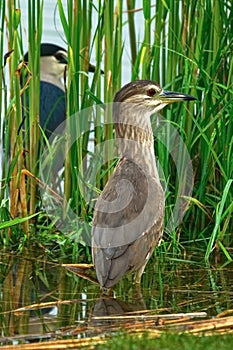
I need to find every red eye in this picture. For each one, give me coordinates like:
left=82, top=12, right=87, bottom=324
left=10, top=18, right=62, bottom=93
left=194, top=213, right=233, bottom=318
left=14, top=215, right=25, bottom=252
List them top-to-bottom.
left=147, top=88, right=157, bottom=97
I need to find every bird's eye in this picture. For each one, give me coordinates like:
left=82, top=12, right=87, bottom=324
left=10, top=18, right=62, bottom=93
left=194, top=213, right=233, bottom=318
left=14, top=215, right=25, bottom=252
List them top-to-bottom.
left=54, top=52, right=63, bottom=61
left=147, top=88, right=157, bottom=97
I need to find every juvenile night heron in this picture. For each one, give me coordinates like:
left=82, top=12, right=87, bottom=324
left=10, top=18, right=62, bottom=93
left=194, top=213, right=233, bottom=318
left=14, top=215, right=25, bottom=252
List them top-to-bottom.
left=92, top=80, right=196, bottom=290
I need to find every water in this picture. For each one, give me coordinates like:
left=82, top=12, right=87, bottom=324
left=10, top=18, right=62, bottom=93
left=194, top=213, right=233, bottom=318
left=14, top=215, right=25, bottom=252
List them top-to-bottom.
left=0, top=251, right=232, bottom=345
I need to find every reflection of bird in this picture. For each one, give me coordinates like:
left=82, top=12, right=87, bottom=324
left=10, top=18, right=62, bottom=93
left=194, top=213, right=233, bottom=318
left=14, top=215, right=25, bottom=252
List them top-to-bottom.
left=23, top=43, right=98, bottom=138
left=92, top=80, right=196, bottom=290
left=91, top=296, right=146, bottom=324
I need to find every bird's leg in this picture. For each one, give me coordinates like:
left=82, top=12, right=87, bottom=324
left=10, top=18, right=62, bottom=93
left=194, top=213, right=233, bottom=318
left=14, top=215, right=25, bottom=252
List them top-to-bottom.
left=134, top=264, right=146, bottom=285
left=132, top=278, right=147, bottom=308
left=134, top=287, right=146, bottom=309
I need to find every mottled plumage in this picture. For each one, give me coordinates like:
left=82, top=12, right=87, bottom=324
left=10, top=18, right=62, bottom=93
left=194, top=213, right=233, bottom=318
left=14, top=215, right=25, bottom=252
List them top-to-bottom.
left=92, top=80, right=196, bottom=289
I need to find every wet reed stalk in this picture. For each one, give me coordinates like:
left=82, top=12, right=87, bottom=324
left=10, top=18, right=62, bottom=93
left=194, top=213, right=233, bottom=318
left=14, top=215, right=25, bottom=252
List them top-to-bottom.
left=0, top=0, right=6, bottom=202
left=27, top=0, right=43, bottom=216
left=6, top=1, right=28, bottom=231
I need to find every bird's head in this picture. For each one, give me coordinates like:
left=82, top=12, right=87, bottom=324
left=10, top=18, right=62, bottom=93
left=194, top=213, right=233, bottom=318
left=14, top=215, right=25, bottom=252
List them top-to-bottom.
left=23, top=43, right=68, bottom=80
left=39, top=43, right=68, bottom=78
left=114, top=80, right=196, bottom=114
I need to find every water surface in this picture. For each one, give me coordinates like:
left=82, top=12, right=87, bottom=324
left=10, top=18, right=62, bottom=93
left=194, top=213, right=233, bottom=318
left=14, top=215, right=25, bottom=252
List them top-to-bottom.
left=0, top=251, right=232, bottom=345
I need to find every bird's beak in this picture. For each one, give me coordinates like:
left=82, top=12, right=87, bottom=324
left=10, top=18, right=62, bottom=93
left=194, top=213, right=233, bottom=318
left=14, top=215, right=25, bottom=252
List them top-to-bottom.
left=159, top=89, right=197, bottom=103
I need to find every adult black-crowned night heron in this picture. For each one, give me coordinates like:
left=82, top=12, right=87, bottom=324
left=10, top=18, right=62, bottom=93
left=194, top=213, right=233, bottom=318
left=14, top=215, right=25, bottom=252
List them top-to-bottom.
left=23, top=43, right=67, bottom=138
left=24, top=43, right=97, bottom=138
left=92, top=80, right=196, bottom=290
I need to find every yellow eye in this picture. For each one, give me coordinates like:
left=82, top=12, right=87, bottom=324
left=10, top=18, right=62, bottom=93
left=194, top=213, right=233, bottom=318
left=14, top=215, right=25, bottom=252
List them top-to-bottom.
left=147, top=88, right=157, bottom=97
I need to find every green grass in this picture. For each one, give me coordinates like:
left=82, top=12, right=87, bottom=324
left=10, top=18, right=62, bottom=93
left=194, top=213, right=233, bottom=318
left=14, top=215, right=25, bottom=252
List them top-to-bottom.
left=0, top=1, right=232, bottom=264
left=95, top=333, right=233, bottom=350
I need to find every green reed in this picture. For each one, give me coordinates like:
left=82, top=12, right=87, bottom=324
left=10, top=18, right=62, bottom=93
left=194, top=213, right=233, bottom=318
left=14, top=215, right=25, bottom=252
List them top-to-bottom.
left=27, top=0, right=44, bottom=215
left=138, top=0, right=232, bottom=260
left=0, top=1, right=232, bottom=264
left=0, top=1, right=4, bottom=141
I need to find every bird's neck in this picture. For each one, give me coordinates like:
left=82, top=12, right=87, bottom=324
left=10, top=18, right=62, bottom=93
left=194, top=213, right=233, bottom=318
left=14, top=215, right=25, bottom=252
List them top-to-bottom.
left=40, top=71, right=65, bottom=91
left=114, top=105, right=159, bottom=177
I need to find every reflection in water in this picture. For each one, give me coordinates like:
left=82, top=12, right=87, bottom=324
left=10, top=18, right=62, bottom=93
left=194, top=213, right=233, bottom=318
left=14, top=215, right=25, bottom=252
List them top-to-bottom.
left=0, top=251, right=233, bottom=345
left=90, top=287, right=147, bottom=323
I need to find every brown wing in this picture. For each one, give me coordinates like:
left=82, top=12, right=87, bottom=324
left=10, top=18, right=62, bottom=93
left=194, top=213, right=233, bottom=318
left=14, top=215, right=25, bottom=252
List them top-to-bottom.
left=92, top=157, right=164, bottom=288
